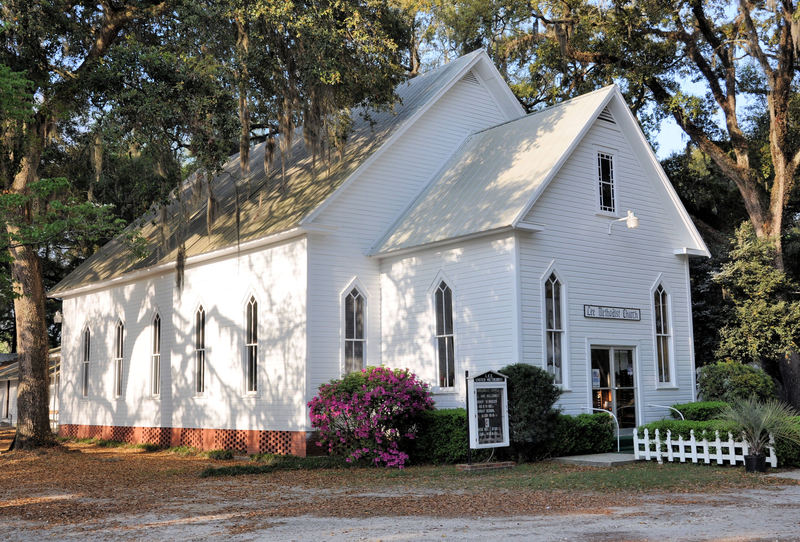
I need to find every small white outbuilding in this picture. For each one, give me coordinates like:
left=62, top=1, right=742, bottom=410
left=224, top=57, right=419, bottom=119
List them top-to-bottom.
left=50, top=50, right=708, bottom=455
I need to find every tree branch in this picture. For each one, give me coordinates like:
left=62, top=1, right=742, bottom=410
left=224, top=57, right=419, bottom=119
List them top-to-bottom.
left=739, top=0, right=775, bottom=83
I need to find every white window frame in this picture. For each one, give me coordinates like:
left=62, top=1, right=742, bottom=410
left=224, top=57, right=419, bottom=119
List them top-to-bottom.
left=596, top=149, right=618, bottom=216
left=540, top=263, right=569, bottom=389
left=430, top=273, right=456, bottom=390
left=651, top=277, right=676, bottom=388
left=341, top=279, right=367, bottom=375
left=244, top=295, right=258, bottom=395
left=195, top=305, right=206, bottom=396
left=151, top=313, right=161, bottom=397
left=113, top=320, right=124, bottom=398
left=81, top=327, right=90, bottom=398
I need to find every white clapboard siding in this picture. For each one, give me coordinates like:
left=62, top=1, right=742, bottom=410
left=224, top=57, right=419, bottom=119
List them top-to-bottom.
left=306, top=72, right=508, bottom=401
left=518, top=115, right=695, bottom=420
left=380, top=233, right=517, bottom=408
left=59, top=236, right=309, bottom=432
left=0, top=379, right=17, bottom=423
left=634, top=428, right=778, bottom=468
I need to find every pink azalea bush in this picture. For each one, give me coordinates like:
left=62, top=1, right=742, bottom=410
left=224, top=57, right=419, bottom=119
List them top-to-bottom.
left=308, top=366, right=434, bottom=468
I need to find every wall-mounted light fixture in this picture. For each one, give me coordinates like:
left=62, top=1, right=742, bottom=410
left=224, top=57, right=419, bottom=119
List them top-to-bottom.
left=608, top=210, right=639, bottom=235
left=53, top=310, right=63, bottom=324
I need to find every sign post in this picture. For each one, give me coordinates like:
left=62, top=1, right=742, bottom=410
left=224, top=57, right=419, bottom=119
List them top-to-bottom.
left=466, top=370, right=510, bottom=455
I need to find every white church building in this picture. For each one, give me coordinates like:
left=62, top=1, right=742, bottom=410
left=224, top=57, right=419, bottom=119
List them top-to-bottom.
left=50, top=50, right=709, bottom=455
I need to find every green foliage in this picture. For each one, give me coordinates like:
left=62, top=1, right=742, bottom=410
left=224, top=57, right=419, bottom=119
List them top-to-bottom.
left=0, top=64, right=32, bottom=123
left=714, top=224, right=800, bottom=369
left=698, top=361, right=777, bottom=404
left=499, top=363, right=561, bottom=461
left=719, top=399, right=800, bottom=456
left=671, top=401, right=730, bottom=422
left=408, top=408, right=490, bottom=464
left=409, top=408, right=468, bottom=464
left=547, top=413, right=615, bottom=458
left=774, top=419, right=800, bottom=468
left=637, top=420, right=741, bottom=441
left=166, top=445, right=200, bottom=456
left=204, top=449, right=234, bottom=460
left=202, top=454, right=349, bottom=477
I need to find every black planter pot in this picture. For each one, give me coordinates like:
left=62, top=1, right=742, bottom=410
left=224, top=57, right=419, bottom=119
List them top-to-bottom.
left=744, top=454, right=767, bottom=473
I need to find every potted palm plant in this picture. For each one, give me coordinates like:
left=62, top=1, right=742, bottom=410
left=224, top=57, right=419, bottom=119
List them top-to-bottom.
left=720, top=398, right=800, bottom=473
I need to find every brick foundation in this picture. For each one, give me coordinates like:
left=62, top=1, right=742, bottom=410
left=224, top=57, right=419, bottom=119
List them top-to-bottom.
left=59, top=424, right=310, bottom=456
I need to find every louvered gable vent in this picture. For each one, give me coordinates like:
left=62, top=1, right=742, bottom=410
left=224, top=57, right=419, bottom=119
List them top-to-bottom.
left=460, top=71, right=480, bottom=86
left=598, top=107, right=615, bottom=123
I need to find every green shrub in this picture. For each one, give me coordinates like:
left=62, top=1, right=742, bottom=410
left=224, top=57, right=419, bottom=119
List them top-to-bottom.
left=697, top=361, right=776, bottom=403
left=499, top=363, right=561, bottom=462
left=671, top=401, right=730, bottom=421
left=408, top=408, right=492, bottom=464
left=409, top=409, right=468, bottom=464
left=546, top=413, right=615, bottom=457
left=639, top=417, right=800, bottom=467
left=637, top=419, right=741, bottom=441
left=775, top=419, right=800, bottom=467
left=135, top=443, right=160, bottom=452
left=205, top=449, right=234, bottom=460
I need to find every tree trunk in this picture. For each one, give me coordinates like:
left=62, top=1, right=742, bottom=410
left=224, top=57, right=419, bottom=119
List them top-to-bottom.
left=7, top=131, right=53, bottom=448
left=8, top=242, right=51, bottom=448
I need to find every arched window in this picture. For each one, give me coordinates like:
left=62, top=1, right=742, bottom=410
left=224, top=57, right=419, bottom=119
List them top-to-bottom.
left=544, top=273, right=564, bottom=385
left=434, top=281, right=455, bottom=388
left=653, top=284, right=671, bottom=384
left=344, top=288, right=365, bottom=374
left=245, top=297, right=258, bottom=393
left=195, top=306, right=206, bottom=395
left=151, top=314, right=161, bottom=396
left=114, top=320, right=124, bottom=398
left=82, top=328, right=90, bottom=398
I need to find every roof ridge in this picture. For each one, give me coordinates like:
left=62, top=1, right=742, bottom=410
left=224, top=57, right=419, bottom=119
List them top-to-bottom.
left=470, top=84, right=617, bottom=136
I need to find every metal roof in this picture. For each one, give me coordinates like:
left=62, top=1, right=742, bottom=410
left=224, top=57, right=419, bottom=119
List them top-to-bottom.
left=49, top=51, right=485, bottom=296
left=372, top=86, right=616, bottom=255
left=0, top=349, right=60, bottom=381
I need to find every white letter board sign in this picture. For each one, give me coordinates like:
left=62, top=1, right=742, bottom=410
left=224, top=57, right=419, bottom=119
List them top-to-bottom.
left=468, top=371, right=510, bottom=449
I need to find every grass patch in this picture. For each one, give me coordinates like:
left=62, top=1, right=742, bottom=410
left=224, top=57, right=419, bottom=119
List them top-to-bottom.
left=63, top=436, right=160, bottom=452
left=165, top=445, right=200, bottom=456
left=204, top=449, right=234, bottom=460
left=201, top=454, right=349, bottom=477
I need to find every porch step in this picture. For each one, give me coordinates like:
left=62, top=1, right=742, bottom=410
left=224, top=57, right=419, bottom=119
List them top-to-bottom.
left=552, top=452, right=638, bottom=467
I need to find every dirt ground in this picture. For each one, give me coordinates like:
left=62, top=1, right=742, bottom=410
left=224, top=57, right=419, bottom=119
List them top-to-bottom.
left=1, top=436, right=799, bottom=541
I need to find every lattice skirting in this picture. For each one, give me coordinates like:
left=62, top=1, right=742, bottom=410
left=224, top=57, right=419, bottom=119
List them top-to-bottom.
left=59, top=424, right=310, bottom=456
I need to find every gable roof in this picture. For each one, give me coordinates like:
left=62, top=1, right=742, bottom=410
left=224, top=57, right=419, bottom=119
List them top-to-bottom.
left=49, top=50, right=494, bottom=297
left=371, top=85, right=709, bottom=257
left=371, top=86, right=617, bottom=254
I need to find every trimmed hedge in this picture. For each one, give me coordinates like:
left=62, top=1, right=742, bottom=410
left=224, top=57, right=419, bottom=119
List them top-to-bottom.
left=671, top=401, right=729, bottom=421
left=408, top=408, right=491, bottom=464
left=547, top=413, right=615, bottom=457
left=638, top=418, right=800, bottom=467
left=637, top=419, right=740, bottom=441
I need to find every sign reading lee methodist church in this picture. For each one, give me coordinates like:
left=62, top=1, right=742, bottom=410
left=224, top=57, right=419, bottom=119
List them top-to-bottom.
left=584, top=304, right=641, bottom=321
left=467, top=371, right=509, bottom=449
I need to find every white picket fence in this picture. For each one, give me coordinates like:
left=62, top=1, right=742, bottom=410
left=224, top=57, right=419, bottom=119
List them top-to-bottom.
left=634, top=428, right=777, bottom=467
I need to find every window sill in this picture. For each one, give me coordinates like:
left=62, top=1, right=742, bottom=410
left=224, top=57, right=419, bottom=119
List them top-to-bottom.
left=596, top=211, right=620, bottom=219
left=655, top=385, right=679, bottom=391
left=432, top=387, right=457, bottom=395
